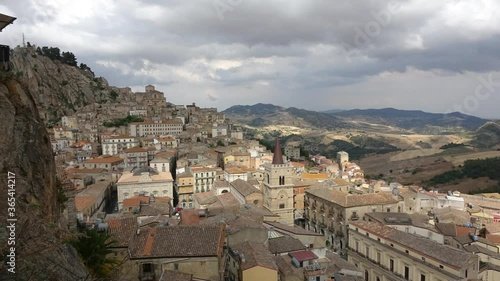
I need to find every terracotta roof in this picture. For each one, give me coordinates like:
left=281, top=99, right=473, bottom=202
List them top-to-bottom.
left=124, top=147, right=153, bottom=153
left=83, top=157, right=123, bottom=164
left=291, top=162, right=305, bottom=168
left=225, top=167, right=246, bottom=174
left=301, top=173, right=329, bottom=180
left=231, top=179, right=260, bottom=197
left=307, top=187, right=398, bottom=207
left=75, top=196, right=96, bottom=212
left=123, top=196, right=150, bottom=208
left=180, top=209, right=207, bottom=225
left=108, top=217, right=137, bottom=247
left=351, top=221, right=477, bottom=269
left=436, top=223, right=457, bottom=236
left=130, top=225, right=224, bottom=259
left=456, top=226, right=474, bottom=237
left=485, top=234, right=500, bottom=244
left=268, top=235, right=306, bottom=254
left=231, top=241, right=278, bottom=271
left=289, top=250, right=318, bottom=262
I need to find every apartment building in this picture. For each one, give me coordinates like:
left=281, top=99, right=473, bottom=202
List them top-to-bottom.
left=129, top=118, right=184, bottom=137
left=101, top=134, right=139, bottom=155
left=123, top=147, right=156, bottom=168
left=191, top=166, right=222, bottom=193
left=304, top=186, right=401, bottom=255
left=348, top=220, right=480, bottom=281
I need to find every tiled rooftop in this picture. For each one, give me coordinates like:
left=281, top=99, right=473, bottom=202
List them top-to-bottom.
left=230, top=179, right=260, bottom=197
left=307, top=187, right=398, bottom=207
left=107, top=217, right=137, bottom=247
left=350, top=221, right=476, bottom=269
left=130, top=225, right=224, bottom=259
left=268, top=235, right=306, bottom=254
left=231, top=241, right=277, bottom=271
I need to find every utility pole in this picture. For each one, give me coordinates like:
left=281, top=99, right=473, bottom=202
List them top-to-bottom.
left=22, top=33, right=25, bottom=47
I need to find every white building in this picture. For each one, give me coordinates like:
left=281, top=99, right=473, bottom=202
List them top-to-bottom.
left=129, top=118, right=184, bottom=137
left=101, top=134, right=139, bottom=155
left=150, top=157, right=171, bottom=173
left=116, top=167, right=174, bottom=210
left=223, top=167, right=248, bottom=183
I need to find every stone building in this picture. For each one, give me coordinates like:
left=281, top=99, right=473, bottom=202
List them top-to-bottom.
left=263, top=139, right=295, bottom=225
left=116, top=167, right=174, bottom=210
left=304, top=186, right=401, bottom=255
left=348, top=220, right=479, bottom=281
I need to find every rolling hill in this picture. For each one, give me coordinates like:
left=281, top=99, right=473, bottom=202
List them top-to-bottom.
left=224, top=104, right=489, bottom=134
left=329, top=108, right=487, bottom=133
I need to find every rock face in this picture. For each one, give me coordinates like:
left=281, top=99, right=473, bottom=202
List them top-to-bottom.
left=10, top=46, right=130, bottom=125
left=0, top=74, right=88, bottom=280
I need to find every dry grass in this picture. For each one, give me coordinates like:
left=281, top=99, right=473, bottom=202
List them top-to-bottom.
left=390, top=149, right=443, bottom=161
left=444, top=151, right=500, bottom=165
left=436, top=177, right=498, bottom=193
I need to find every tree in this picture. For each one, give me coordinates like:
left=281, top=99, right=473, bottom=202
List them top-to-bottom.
left=61, top=51, right=77, bottom=66
left=69, top=229, right=119, bottom=278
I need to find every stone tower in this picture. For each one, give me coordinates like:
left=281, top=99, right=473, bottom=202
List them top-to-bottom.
left=263, top=139, right=295, bottom=225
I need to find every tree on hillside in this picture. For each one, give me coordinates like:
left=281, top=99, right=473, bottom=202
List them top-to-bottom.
left=61, top=51, right=77, bottom=66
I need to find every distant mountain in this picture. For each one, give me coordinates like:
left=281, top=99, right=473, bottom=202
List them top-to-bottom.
left=223, top=103, right=352, bottom=130
left=223, top=103, right=284, bottom=116
left=224, top=104, right=489, bottom=133
left=329, top=108, right=487, bottom=132
left=320, top=109, right=345, bottom=114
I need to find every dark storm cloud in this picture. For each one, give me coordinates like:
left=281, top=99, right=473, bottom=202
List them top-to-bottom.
left=1, top=0, right=500, bottom=117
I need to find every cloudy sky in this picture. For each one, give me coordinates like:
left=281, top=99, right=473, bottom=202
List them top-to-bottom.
left=2, top=0, right=500, bottom=118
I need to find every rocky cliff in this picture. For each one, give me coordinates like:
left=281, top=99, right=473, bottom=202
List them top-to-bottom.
left=10, top=46, right=131, bottom=126
left=0, top=72, right=88, bottom=280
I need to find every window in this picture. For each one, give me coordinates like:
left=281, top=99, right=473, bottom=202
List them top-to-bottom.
left=279, top=203, right=285, bottom=209
left=387, top=208, right=391, bottom=212
left=355, top=241, right=359, bottom=252
left=366, top=246, right=370, bottom=258
left=405, top=250, right=409, bottom=254
left=376, top=252, right=381, bottom=264
left=421, top=257, right=425, bottom=262
left=389, top=259, right=394, bottom=272
left=142, top=263, right=153, bottom=273
left=174, top=263, right=179, bottom=270
left=439, top=265, right=443, bottom=269
left=404, top=266, right=409, bottom=280
left=465, top=269, right=468, bottom=278
left=420, top=274, right=426, bottom=281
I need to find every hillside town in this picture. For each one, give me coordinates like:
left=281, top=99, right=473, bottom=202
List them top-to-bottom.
left=49, top=85, right=500, bottom=281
